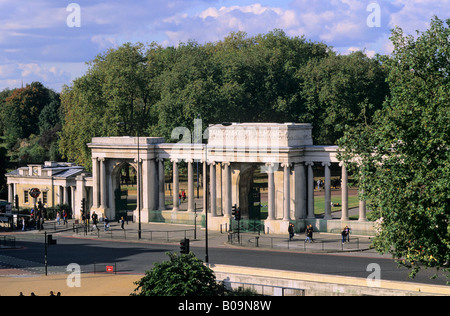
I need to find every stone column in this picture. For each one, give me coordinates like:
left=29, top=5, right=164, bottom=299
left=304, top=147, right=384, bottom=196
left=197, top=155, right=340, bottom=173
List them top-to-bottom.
left=92, top=157, right=99, bottom=209
left=99, top=158, right=107, bottom=210
left=143, top=158, right=157, bottom=212
left=158, top=159, right=165, bottom=211
left=172, top=159, right=179, bottom=212
left=187, top=160, right=195, bottom=212
left=209, top=162, right=217, bottom=217
left=223, top=162, right=231, bottom=218
left=306, top=162, right=315, bottom=219
left=323, top=162, right=332, bottom=220
left=266, top=163, right=275, bottom=220
left=282, top=163, right=291, bottom=221
left=295, top=163, right=306, bottom=219
left=340, top=163, right=349, bottom=221
left=8, top=183, right=14, bottom=204
left=63, top=186, right=69, bottom=205
left=359, top=189, right=367, bottom=222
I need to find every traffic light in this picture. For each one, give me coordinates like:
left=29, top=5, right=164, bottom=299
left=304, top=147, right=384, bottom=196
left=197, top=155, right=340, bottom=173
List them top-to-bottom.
left=81, top=198, right=86, bottom=214
left=232, top=204, right=237, bottom=219
left=236, top=207, right=241, bottom=221
left=180, top=238, right=190, bottom=254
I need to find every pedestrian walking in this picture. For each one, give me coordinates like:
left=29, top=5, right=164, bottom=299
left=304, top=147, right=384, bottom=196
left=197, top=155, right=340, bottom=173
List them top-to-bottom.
left=92, top=211, right=99, bottom=231
left=56, top=212, right=61, bottom=225
left=104, top=215, right=110, bottom=231
left=120, top=216, right=125, bottom=229
left=288, top=223, right=294, bottom=241
left=305, top=224, right=313, bottom=243
left=344, top=226, right=350, bottom=242
left=341, top=227, right=348, bottom=244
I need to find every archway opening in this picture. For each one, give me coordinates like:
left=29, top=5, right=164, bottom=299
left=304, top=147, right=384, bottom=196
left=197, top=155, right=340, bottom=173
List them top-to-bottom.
left=113, top=162, right=137, bottom=221
left=234, top=164, right=268, bottom=233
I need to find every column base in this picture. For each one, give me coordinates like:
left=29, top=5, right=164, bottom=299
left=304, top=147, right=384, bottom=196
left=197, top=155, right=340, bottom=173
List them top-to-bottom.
left=134, top=208, right=150, bottom=223
left=208, top=216, right=231, bottom=232
left=264, top=219, right=291, bottom=235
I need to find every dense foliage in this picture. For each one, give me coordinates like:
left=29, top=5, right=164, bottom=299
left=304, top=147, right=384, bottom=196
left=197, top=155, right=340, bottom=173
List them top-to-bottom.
left=338, top=17, right=450, bottom=278
left=58, top=30, right=388, bottom=168
left=0, top=82, right=62, bottom=165
left=132, top=252, right=226, bottom=296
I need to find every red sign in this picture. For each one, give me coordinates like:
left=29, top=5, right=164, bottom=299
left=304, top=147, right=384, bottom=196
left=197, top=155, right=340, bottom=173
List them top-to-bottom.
left=29, top=188, right=41, bottom=199
left=106, top=266, right=114, bottom=273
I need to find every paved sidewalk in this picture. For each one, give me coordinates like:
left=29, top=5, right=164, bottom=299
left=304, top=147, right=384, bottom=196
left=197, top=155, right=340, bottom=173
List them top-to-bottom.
left=42, top=219, right=375, bottom=255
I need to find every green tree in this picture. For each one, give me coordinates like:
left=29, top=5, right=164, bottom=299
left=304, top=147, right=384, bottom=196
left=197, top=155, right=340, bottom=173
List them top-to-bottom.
left=338, top=17, right=450, bottom=278
left=59, top=30, right=387, bottom=168
left=59, top=43, right=158, bottom=168
left=300, top=51, right=389, bottom=145
left=0, top=82, right=62, bottom=163
left=0, top=147, right=8, bottom=199
left=132, top=252, right=225, bottom=296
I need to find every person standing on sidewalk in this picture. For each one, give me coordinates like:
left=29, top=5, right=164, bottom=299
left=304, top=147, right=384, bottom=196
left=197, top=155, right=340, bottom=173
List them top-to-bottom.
left=92, top=211, right=99, bottom=231
left=104, top=215, right=110, bottom=231
left=120, top=216, right=125, bottom=230
left=288, top=223, right=294, bottom=241
left=305, top=224, right=313, bottom=243
left=344, top=226, right=350, bottom=242
left=341, top=227, right=348, bottom=244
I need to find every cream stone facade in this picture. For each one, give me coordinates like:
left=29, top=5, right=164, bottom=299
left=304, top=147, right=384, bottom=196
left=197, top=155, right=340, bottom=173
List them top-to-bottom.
left=6, top=123, right=373, bottom=234
left=6, top=161, right=88, bottom=213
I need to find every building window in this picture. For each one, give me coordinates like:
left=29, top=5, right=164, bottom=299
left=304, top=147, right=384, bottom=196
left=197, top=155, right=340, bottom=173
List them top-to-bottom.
left=24, top=191, right=29, bottom=204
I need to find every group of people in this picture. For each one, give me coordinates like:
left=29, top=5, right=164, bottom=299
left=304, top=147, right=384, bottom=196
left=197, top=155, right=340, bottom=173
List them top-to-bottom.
left=178, top=190, right=187, bottom=205
left=80, top=209, right=126, bottom=231
left=55, top=210, right=68, bottom=225
left=288, top=223, right=314, bottom=242
left=288, top=224, right=351, bottom=244
left=19, top=291, right=61, bottom=296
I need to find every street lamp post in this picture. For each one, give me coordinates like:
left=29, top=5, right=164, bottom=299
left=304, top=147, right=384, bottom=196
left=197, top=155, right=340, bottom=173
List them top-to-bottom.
left=137, top=129, right=142, bottom=240
left=205, top=142, right=209, bottom=263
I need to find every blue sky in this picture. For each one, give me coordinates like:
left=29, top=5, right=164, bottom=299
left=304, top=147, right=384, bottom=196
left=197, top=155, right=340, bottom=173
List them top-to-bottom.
left=0, top=0, right=448, bottom=92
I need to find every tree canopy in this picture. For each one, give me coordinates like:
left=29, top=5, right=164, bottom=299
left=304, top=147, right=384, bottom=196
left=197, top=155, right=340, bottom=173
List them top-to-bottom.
left=338, top=17, right=450, bottom=278
left=59, top=30, right=388, bottom=168
left=0, top=82, right=62, bottom=164
left=132, top=252, right=225, bottom=296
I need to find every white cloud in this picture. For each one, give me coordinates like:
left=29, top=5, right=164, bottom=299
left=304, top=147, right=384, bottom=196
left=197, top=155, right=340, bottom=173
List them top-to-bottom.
left=0, top=0, right=448, bottom=92
left=389, top=0, right=450, bottom=34
left=160, top=3, right=300, bottom=45
left=0, top=62, right=72, bottom=91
